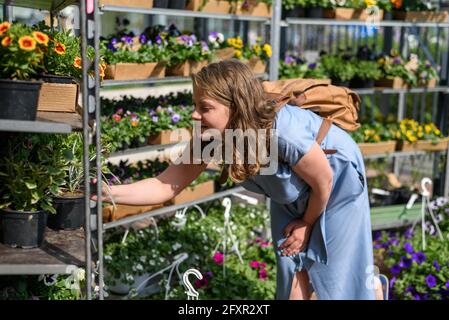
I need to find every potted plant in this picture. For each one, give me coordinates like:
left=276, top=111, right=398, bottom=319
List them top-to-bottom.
left=230, top=0, right=272, bottom=17
left=282, top=0, right=306, bottom=19
left=303, top=0, right=324, bottom=18
left=323, top=0, right=384, bottom=20
left=392, top=0, right=448, bottom=22
left=0, top=22, right=47, bottom=120
left=208, top=32, right=234, bottom=61
left=102, top=34, right=169, bottom=80
left=166, top=34, right=211, bottom=76
left=375, top=50, right=417, bottom=88
left=320, top=51, right=356, bottom=86
left=279, top=55, right=329, bottom=80
left=351, top=60, right=382, bottom=88
left=416, top=60, right=439, bottom=88
left=147, top=105, right=193, bottom=145
left=395, top=119, right=449, bottom=152
left=350, top=122, right=397, bottom=155
left=0, top=135, right=65, bottom=248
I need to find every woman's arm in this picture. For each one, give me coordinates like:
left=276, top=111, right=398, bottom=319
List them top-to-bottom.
left=278, top=142, right=333, bottom=256
left=102, top=162, right=208, bottom=206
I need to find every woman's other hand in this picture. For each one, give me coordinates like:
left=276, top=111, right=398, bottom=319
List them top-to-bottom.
left=278, top=219, right=313, bottom=257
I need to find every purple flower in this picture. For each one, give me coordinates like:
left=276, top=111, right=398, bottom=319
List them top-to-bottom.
left=139, top=34, right=147, bottom=44
left=156, top=35, right=163, bottom=45
left=121, top=36, right=133, bottom=44
left=111, top=38, right=118, bottom=45
left=107, top=42, right=117, bottom=52
left=284, top=55, right=296, bottom=65
left=393, top=57, right=402, bottom=65
left=308, top=63, right=317, bottom=70
left=167, top=107, right=173, bottom=114
left=171, top=114, right=181, bottom=124
left=152, top=116, right=159, bottom=123
left=404, top=228, right=414, bottom=239
left=373, top=231, right=382, bottom=242
left=389, top=239, right=399, bottom=246
left=404, top=242, right=414, bottom=254
left=374, top=243, right=383, bottom=249
left=412, top=252, right=426, bottom=265
left=399, top=256, right=412, bottom=269
left=433, top=260, right=441, bottom=272
left=390, top=264, right=401, bottom=275
left=205, top=271, right=214, bottom=279
left=426, top=274, right=437, bottom=288
left=389, top=276, right=397, bottom=288
left=445, top=280, right=449, bottom=289
left=405, top=285, right=415, bottom=294
left=413, top=294, right=421, bottom=300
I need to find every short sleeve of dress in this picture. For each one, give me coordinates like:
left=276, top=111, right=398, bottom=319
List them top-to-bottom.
left=275, top=105, right=318, bottom=167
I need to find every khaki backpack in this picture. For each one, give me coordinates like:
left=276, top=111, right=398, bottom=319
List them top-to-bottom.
left=218, top=78, right=362, bottom=183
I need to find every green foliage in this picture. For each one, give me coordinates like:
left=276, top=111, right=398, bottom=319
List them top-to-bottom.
left=321, top=52, right=356, bottom=81
left=353, top=60, right=382, bottom=80
left=350, top=122, right=397, bottom=143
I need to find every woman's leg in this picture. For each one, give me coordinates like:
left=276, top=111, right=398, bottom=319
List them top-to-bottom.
left=289, top=270, right=311, bottom=300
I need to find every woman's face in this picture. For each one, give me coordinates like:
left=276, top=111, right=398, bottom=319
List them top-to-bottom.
left=192, top=87, right=230, bottom=136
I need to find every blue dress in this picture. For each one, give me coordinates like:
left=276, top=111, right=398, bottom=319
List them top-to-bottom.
left=240, top=105, right=376, bottom=300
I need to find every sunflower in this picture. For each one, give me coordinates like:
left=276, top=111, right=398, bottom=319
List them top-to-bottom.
left=0, top=21, right=10, bottom=36
left=32, top=31, right=49, bottom=46
left=1, top=36, right=11, bottom=47
left=18, top=36, right=36, bottom=51
left=54, top=42, right=66, bottom=55
left=74, top=57, right=82, bottom=69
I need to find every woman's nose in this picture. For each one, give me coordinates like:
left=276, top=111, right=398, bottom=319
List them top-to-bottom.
left=191, top=109, right=201, bottom=121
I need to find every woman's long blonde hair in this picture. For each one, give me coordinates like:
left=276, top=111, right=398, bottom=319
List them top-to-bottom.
left=191, top=59, right=277, bottom=183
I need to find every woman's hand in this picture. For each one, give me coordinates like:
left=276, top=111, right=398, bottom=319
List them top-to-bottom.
left=90, top=179, right=114, bottom=203
left=278, top=218, right=313, bottom=257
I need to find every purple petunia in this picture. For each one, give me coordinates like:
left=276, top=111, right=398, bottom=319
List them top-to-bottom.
left=139, top=34, right=147, bottom=44
left=156, top=35, right=163, bottom=45
left=284, top=56, right=296, bottom=65
left=308, top=63, right=317, bottom=70
left=171, top=114, right=181, bottom=124
left=152, top=116, right=159, bottom=123
left=404, top=228, right=414, bottom=239
left=373, top=231, right=382, bottom=242
left=404, top=242, right=414, bottom=254
left=412, top=252, right=426, bottom=265
left=399, top=256, right=412, bottom=269
left=433, top=260, right=441, bottom=272
left=390, top=264, right=401, bottom=275
left=205, top=271, right=214, bottom=279
left=426, top=274, right=437, bottom=288
left=389, top=276, right=397, bottom=288
left=445, top=280, right=449, bottom=289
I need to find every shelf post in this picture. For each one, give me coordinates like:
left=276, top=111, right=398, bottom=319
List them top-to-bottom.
left=268, top=0, right=281, bottom=81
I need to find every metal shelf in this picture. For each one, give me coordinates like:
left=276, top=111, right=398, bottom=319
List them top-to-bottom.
left=0, top=0, right=77, bottom=12
left=100, top=5, right=271, bottom=22
left=284, top=17, right=449, bottom=28
left=101, top=73, right=269, bottom=88
left=355, top=86, right=449, bottom=95
left=108, top=141, right=187, bottom=159
left=363, top=150, right=437, bottom=160
left=103, top=186, right=245, bottom=230
left=371, top=203, right=420, bottom=231
left=0, top=228, right=85, bottom=275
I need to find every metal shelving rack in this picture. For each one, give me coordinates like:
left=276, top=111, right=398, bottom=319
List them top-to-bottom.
left=0, top=0, right=101, bottom=300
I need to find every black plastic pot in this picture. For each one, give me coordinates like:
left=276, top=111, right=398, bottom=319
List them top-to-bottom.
left=154, top=0, right=169, bottom=8
left=168, top=0, right=186, bottom=9
left=282, top=7, right=305, bottom=19
left=305, top=7, right=322, bottom=18
left=383, top=11, right=393, bottom=21
left=37, top=73, right=75, bottom=84
left=350, top=77, right=375, bottom=88
left=331, top=78, right=350, bottom=87
left=0, top=79, right=42, bottom=120
left=47, top=195, right=84, bottom=230
left=0, top=209, right=48, bottom=248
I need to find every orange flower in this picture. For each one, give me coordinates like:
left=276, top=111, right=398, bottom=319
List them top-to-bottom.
left=391, top=0, right=403, bottom=9
left=0, top=21, right=11, bottom=36
left=32, top=31, right=49, bottom=46
left=1, top=36, right=11, bottom=47
left=18, top=36, right=36, bottom=51
left=54, top=42, right=66, bottom=55
left=74, top=57, right=82, bottom=69
left=99, top=64, right=106, bottom=78
left=131, top=120, right=139, bottom=127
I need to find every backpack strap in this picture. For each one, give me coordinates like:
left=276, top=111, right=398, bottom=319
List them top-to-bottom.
left=317, top=118, right=337, bottom=155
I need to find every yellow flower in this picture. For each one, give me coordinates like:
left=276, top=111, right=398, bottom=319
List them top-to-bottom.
left=365, top=0, right=377, bottom=7
left=0, top=21, right=10, bottom=36
left=32, top=31, right=49, bottom=46
left=1, top=36, right=11, bottom=47
left=18, top=36, right=36, bottom=51
left=54, top=42, right=66, bottom=55
left=253, top=44, right=261, bottom=55
left=263, top=44, right=272, bottom=57
left=234, top=49, right=242, bottom=59
left=377, top=58, right=385, bottom=65
left=131, top=120, right=138, bottom=127
left=424, top=124, right=431, bottom=134
left=435, top=129, right=441, bottom=136
left=417, top=131, right=423, bottom=138
left=374, top=135, right=381, bottom=142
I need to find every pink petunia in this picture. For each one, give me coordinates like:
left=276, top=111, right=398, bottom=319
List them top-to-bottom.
left=213, top=252, right=224, bottom=265
left=249, top=260, right=260, bottom=269
left=260, top=262, right=267, bottom=269
left=258, top=268, right=268, bottom=280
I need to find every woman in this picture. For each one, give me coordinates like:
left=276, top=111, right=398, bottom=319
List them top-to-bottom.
left=100, top=59, right=376, bottom=300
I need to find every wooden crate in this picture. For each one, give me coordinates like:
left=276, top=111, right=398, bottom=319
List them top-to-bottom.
left=186, top=0, right=231, bottom=13
left=232, top=0, right=272, bottom=17
left=323, top=8, right=384, bottom=20
left=393, top=10, right=448, bottom=22
left=214, top=47, right=235, bottom=61
left=245, top=57, right=267, bottom=74
left=166, top=60, right=208, bottom=77
left=105, top=62, right=165, bottom=80
left=375, top=77, right=407, bottom=89
left=37, top=82, right=79, bottom=113
left=148, top=128, right=192, bottom=145
left=399, top=137, right=449, bottom=152
left=358, top=141, right=397, bottom=156
left=170, top=180, right=215, bottom=205
left=103, top=203, right=163, bottom=222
